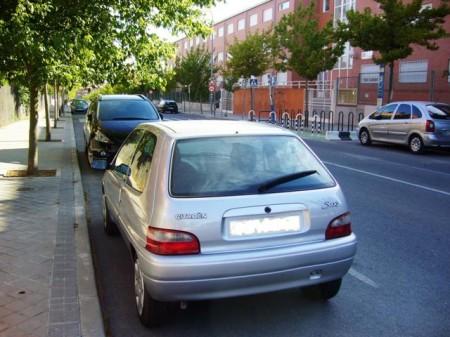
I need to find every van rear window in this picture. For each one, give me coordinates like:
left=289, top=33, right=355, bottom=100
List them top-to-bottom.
left=170, top=136, right=335, bottom=198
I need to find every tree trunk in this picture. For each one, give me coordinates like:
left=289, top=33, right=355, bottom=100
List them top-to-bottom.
left=388, top=62, right=394, bottom=103
left=53, top=81, right=58, bottom=128
left=27, top=83, right=39, bottom=175
left=44, top=83, right=51, bottom=141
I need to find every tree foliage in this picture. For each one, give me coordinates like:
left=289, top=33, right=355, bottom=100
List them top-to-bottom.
left=0, top=0, right=215, bottom=173
left=338, top=0, right=450, bottom=101
left=273, top=3, right=344, bottom=81
left=223, top=32, right=272, bottom=82
left=173, top=47, right=214, bottom=102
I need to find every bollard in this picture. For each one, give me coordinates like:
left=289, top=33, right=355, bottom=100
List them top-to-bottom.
left=248, top=109, right=255, bottom=121
left=269, top=111, right=276, bottom=124
left=282, top=111, right=290, bottom=128
left=319, top=111, right=326, bottom=134
left=328, top=111, right=334, bottom=131
left=338, top=111, right=344, bottom=132
left=347, top=111, right=354, bottom=132
left=358, top=112, right=364, bottom=123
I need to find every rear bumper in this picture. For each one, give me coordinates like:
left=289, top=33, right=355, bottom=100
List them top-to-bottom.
left=423, top=134, right=450, bottom=147
left=138, top=234, right=357, bottom=301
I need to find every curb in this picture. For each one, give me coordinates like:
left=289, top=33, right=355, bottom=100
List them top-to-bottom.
left=68, top=114, right=106, bottom=337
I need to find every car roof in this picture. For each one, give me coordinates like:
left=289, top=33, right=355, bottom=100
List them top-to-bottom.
left=99, top=94, right=146, bottom=101
left=387, top=101, right=448, bottom=105
left=139, top=120, right=294, bottom=139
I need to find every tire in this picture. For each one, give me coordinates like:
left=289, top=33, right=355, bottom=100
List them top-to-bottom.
left=359, top=128, right=371, bottom=146
left=409, top=135, right=424, bottom=154
left=102, top=195, right=118, bottom=235
left=134, top=257, right=169, bottom=327
left=303, top=278, right=342, bottom=301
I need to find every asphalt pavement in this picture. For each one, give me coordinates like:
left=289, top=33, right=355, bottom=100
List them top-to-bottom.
left=73, top=112, right=450, bottom=337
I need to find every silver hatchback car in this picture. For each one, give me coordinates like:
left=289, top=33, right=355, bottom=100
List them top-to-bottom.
left=358, top=101, right=450, bottom=153
left=102, top=120, right=357, bottom=327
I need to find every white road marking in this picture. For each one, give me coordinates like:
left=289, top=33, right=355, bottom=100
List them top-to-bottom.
left=324, top=161, right=450, bottom=197
left=349, top=268, right=379, bottom=288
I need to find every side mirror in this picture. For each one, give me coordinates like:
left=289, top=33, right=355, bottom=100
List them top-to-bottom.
left=116, top=163, right=131, bottom=176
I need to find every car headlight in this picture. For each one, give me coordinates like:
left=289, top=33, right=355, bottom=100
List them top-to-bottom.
left=94, top=131, right=113, bottom=144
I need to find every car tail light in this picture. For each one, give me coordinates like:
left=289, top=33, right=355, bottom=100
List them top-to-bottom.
left=426, top=120, right=435, bottom=132
left=326, top=212, right=352, bottom=240
left=145, top=227, right=200, bottom=255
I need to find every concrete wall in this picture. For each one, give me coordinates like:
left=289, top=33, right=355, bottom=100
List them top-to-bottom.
left=0, top=84, right=26, bottom=127
left=0, top=84, right=48, bottom=128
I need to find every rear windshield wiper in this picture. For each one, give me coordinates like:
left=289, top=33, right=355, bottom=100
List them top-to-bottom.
left=257, top=170, right=317, bottom=193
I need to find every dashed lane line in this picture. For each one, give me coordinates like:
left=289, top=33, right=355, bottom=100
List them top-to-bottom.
left=349, top=268, right=379, bottom=288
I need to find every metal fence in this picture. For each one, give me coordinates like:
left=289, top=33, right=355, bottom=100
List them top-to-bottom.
left=337, top=69, right=450, bottom=106
left=245, top=109, right=364, bottom=134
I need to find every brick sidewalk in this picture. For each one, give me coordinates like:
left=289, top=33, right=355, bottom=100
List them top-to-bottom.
left=0, top=116, right=104, bottom=337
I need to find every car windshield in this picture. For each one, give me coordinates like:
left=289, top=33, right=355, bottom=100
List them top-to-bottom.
left=99, top=100, right=159, bottom=121
left=427, top=104, right=450, bottom=120
left=171, top=135, right=335, bottom=197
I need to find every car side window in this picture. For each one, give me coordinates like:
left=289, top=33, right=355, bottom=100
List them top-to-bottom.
left=87, top=101, right=97, bottom=122
left=380, top=104, right=397, bottom=120
left=394, top=104, right=411, bottom=120
left=412, top=105, right=422, bottom=119
left=113, top=129, right=144, bottom=175
left=127, top=132, right=157, bottom=193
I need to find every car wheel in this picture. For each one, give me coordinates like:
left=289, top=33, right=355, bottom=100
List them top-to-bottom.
left=359, top=128, right=371, bottom=145
left=409, top=135, right=424, bottom=154
left=102, top=195, right=118, bottom=235
left=134, top=257, right=169, bottom=327
left=303, top=278, right=342, bottom=301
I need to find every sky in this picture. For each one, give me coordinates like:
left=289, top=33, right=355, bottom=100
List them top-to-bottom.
left=158, top=0, right=266, bottom=41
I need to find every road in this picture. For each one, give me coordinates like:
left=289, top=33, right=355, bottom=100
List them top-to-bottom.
left=73, top=112, right=450, bottom=337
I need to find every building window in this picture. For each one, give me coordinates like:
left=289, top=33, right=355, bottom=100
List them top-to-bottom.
left=323, top=0, right=330, bottom=12
left=334, top=0, right=356, bottom=26
left=279, top=1, right=290, bottom=11
left=263, top=8, right=273, bottom=22
left=250, top=14, right=258, bottom=27
left=238, top=19, right=246, bottom=30
left=228, top=23, right=234, bottom=35
left=218, top=27, right=224, bottom=37
left=335, top=41, right=353, bottom=70
left=361, top=50, right=373, bottom=60
left=217, top=52, right=224, bottom=62
left=448, top=59, right=450, bottom=82
left=399, top=60, right=428, bottom=83
left=360, top=64, right=380, bottom=84
left=277, top=72, right=288, bottom=85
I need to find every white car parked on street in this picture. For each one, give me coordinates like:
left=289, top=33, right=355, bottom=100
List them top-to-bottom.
left=101, top=120, right=357, bottom=327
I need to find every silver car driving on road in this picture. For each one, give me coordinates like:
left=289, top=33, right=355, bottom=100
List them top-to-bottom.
left=358, top=101, right=450, bottom=153
left=101, top=120, right=357, bottom=327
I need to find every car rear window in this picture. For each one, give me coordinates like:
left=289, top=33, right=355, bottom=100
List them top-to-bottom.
left=72, top=99, right=88, bottom=108
left=99, top=100, right=159, bottom=121
left=427, top=104, right=450, bottom=120
left=171, top=136, right=335, bottom=198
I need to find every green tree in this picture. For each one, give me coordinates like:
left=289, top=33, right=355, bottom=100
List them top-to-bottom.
left=0, top=0, right=214, bottom=175
left=338, top=0, right=450, bottom=102
left=273, top=3, right=344, bottom=110
left=224, top=32, right=272, bottom=82
left=174, top=47, right=214, bottom=104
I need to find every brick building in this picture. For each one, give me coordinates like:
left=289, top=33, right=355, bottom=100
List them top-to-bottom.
left=175, top=0, right=450, bottom=112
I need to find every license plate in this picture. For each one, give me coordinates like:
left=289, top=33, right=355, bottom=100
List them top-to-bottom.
left=228, top=215, right=301, bottom=238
